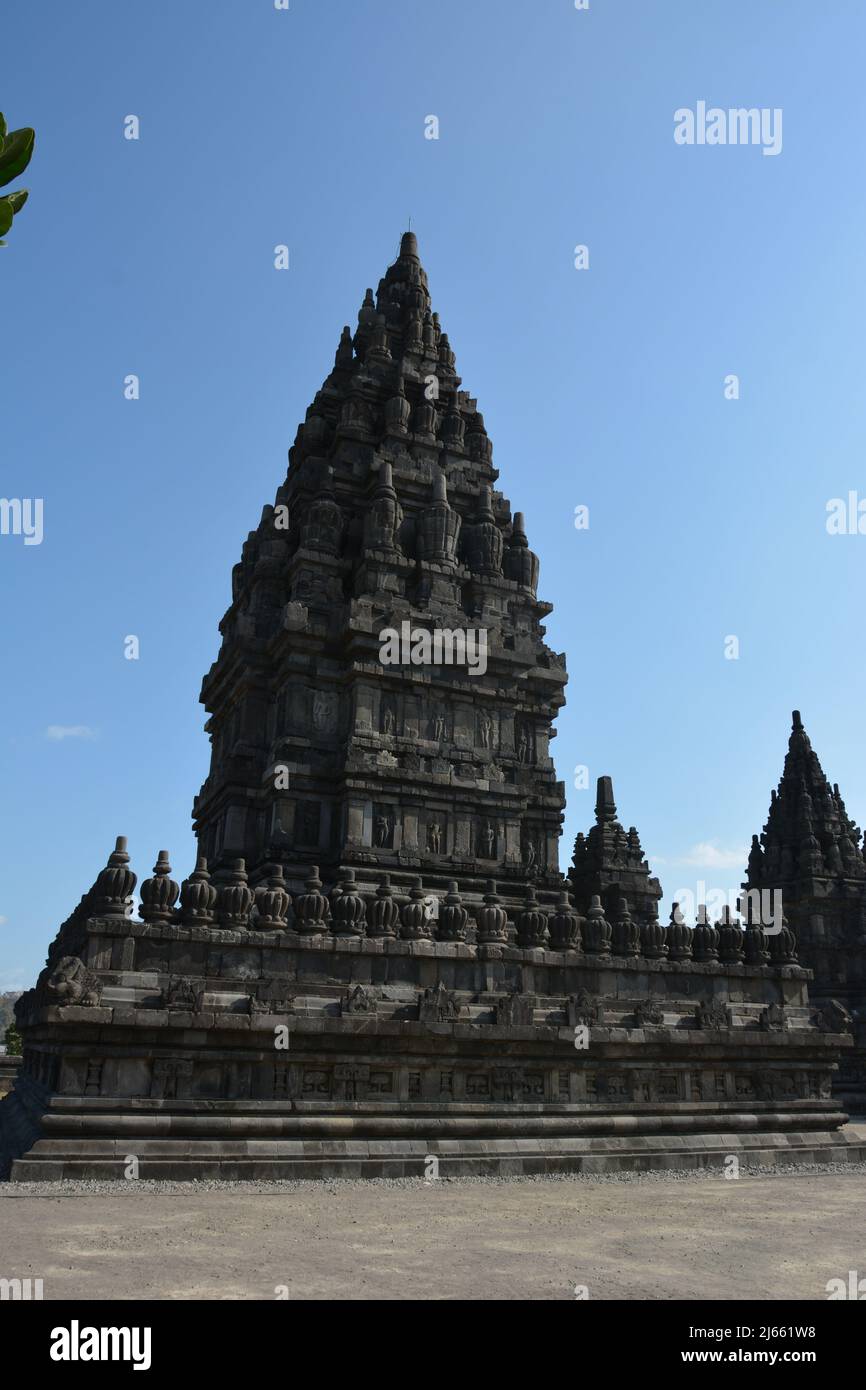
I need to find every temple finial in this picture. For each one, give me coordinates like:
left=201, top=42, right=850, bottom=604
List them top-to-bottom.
left=595, top=775, right=617, bottom=824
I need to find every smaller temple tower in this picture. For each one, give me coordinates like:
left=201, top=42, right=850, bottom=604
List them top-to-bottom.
left=746, top=711, right=866, bottom=1105
left=570, top=776, right=663, bottom=926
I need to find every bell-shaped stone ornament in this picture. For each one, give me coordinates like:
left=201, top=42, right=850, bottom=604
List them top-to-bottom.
left=89, top=836, right=138, bottom=918
left=139, top=850, right=180, bottom=926
left=180, top=855, right=218, bottom=927
left=216, top=860, right=253, bottom=930
left=254, top=864, right=291, bottom=930
left=293, top=865, right=330, bottom=936
left=331, top=869, right=367, bottom=937
left=367, top=873, right=400, bottom=938
left=400, top=876, right=433, bottom=941
left=437, top=880, right=469, bottom=942
left=476, top=880, right=509, bottom=945
left=516, top=887, right=548, bottom=949
left=548, top=890, right=581, bottom=952
left=584, top=895, right=612, bottom=957
left=612, top=897, right=641, bottom=957
left=665, top=903, right=693, bottom=961
left=692, top=907, right=719, bottom=962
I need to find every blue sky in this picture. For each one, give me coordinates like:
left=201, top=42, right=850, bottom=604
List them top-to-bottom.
left=3, top=0, right=865, bottom=989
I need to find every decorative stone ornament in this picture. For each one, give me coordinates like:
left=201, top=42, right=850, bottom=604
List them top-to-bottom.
left=89, top=836, right=137, bottom=918
left=139, top=850, right=180, bottom=926
left=180, top=855, right=218, bottom=927
left=216, top=860, right=253, bottom=930
left=254, top=865, right=291, bottom=930
left=293, top=866, right=330, bottom=936
left=331, top=869, right=367, bottom=937
left=367, top=873, right=400, bottom=938
left=400, top=876, right=434, bottom=940
left=437, top=880, right=469, bottom=942
left=476, top=880, right=508, bottom=945
left=516, top=887, right=548, bottom=949
left=548, top=890, right=581, bottom=951
left=583, top=895, right=612, bottom=957
left=612, top=897, right=641, bottom=957
left=665, top=904, right=692, bottom=962
left=717, top=908, right=745, bottom=964
left=692, top=910, right=720, bottom=963
left=640, top=913, right=667, bottom=961
left=769, top=917, right=798, bottom=965
left=46, top=957, right=102, bottom=1007
left=419, top=982, right=459, bottom=1022
left=695, top=999, right=730, bottom=1031
left=634, top=1000, right=664, bottom=1028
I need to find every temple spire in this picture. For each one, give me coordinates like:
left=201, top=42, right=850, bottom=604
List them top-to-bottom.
left=747, top=710, right=864, bottom=888
left=570, top=776, right=662, bottom=926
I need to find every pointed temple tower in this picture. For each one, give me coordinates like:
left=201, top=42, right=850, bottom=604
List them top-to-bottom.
left=193, top=231, right=566, bottom=913
left=3, top=238, right=863, bottom=1179
left=746, top=712, right=866, bottom=1106
left=570, top=777, right=663, bottom=926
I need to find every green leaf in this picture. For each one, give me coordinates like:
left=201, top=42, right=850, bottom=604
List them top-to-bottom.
left=0, top=128, right=35, bottom=188
left=7, top=188, right=27, bottom=213
left=0, top=199, right=13, bottom=236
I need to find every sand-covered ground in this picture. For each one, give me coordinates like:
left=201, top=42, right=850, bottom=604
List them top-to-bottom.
left=2, top=1163, right=865, bottom=1300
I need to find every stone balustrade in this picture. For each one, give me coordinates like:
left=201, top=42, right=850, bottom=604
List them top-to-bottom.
left=54, top=838, right=800, bottom=972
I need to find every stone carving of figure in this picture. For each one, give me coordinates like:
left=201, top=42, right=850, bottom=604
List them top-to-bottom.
left=312, top=691, right=332, bottom=731
left=381, top=698, right=396, bottom=736
left=478, top=711, right=493, bottom=749
left=432, top=712, right=447, bottom=742
left=517, top=724, right=531, bottom=764
left=375, top=812, right=392, bottom=848
left=479, top=821, right=496, bottom=858
left=428, top=822, right=442, bottom=854
left=524, top=839, right=537, bottom=872
left=46, top=956, right=101, bottom=1006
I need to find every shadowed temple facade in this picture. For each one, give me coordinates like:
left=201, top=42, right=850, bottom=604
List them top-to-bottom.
left=193, top=230, right=566, bottom=911
left=2, top=234, right=863, bottom=1179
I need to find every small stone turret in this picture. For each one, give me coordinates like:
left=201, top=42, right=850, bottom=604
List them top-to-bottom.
left=463, top=484, right=503, bottom=576
left=503, top=512, right=540, bottom=593
left=745, top=710, right=866, bottom=1103
left=569, top=777, right=663, bottom=928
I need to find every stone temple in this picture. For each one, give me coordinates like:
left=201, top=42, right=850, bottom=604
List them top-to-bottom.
left=2, top=233, right=863, bottom=1179
left=745, top=712, right=866, bottom=1112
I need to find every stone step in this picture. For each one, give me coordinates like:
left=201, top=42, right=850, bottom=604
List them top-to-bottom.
left=12, top=1131, right=866, bottom=1182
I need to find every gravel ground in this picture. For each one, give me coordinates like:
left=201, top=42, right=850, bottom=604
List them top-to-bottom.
left=2, top=1159, right=866, bottom=1197
left=2, top=1164, right=865, bottom=1300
